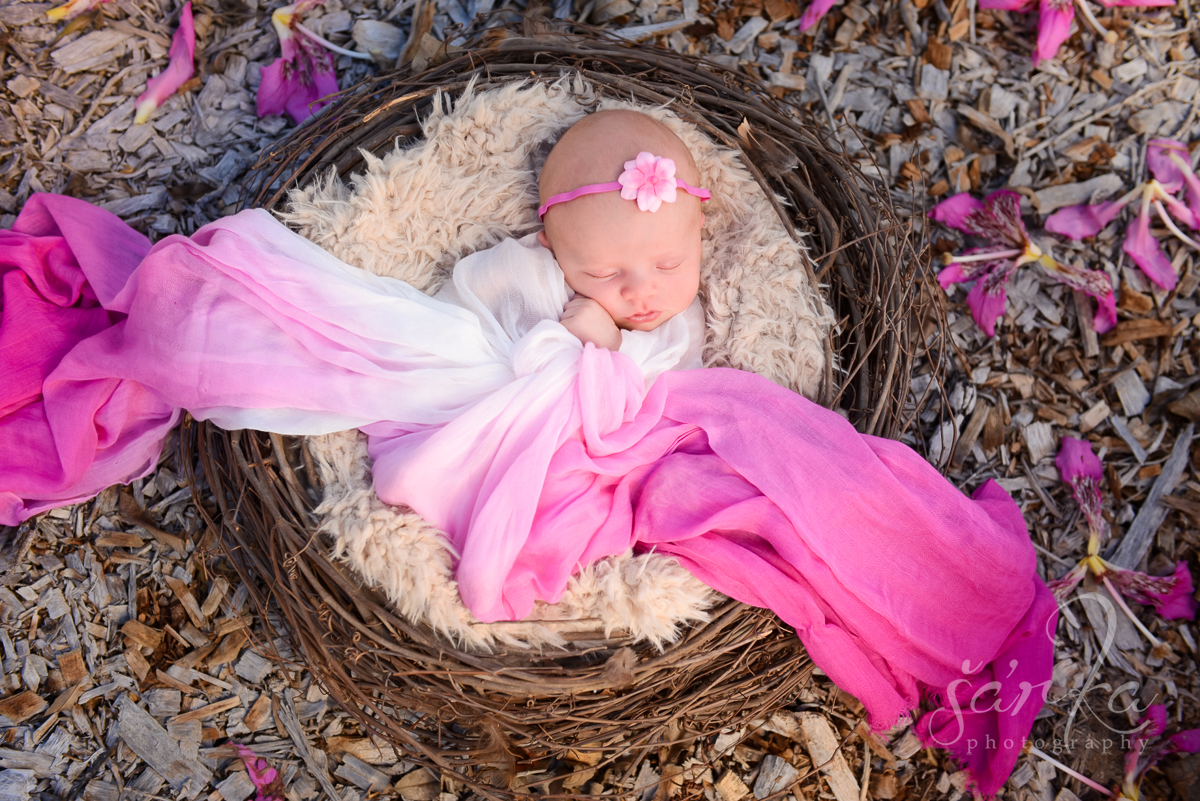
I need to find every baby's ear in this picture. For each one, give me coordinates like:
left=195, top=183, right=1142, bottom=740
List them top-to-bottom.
left=537, top=230, right=551, bottom=251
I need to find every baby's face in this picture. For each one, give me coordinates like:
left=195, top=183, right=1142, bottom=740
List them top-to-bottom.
left=539, top=192, right=703, bottom=332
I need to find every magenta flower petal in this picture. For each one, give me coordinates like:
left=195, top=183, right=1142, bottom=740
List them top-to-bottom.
left=798, top=0, right=843, bottom=33
left=979, top=0, right=1037, bottom=8
left=1033, top=0, right=1075, bottom=64
left=1097, top=0, right=1173, bottom=7
left=134, top=2, right=195, bottom=124
left=256, top=35, right=339, bottom=125
left=1147, top=139, right=1189, bottom=193
left=973, top=190, right=1030, bottom=248
left=1160, top=192, right=1199, bottom=230
left=930, top=193, right=986, bottom=233
left=1045, top=201, right=1124, bottom=239
left=1123, top=213, right=1178, bottom=290
left=1037, top=257, right=1116, bottom=333
left=937, top=263, right=968, bottom=289
left=964, top=264, right=1012, bottom=336
left=1055, top=435, right=1108, bottom=536
left=1056, top=436, right=1102, bottom=485
left=1047, top=562, right=1086, bottom=602
left=1106, top=562, right=1198, bottom=620
left=1121, top=705, right=1200, bottom=800
left=1168, top=729, right=1200, bottom=753
left=234, top=745, right=286, bottom=801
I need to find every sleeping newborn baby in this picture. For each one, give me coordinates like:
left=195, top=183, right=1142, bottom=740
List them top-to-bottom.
left=536, top=109, right=710, bottom=358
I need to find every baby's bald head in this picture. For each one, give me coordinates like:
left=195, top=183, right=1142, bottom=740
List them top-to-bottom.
left=537, top=109, right=705, bottom=335
left=539, top=110, right=701, bottom=204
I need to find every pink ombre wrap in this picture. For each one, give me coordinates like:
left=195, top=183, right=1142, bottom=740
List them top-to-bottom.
left=1, top=194, right=1055, bottom=796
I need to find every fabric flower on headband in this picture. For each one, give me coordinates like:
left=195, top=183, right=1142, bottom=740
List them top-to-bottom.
left=619, top=152, right=679, bottom=213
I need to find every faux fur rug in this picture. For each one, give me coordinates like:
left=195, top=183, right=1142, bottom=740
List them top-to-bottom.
left=280, top=76, right=835, bottom=651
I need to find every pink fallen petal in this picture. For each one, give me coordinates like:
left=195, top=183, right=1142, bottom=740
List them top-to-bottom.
left=46, top=0, right=110, bottom=22
left=798, top=0, right=842, bottom=32
left=979, top=0, right=1037, bottom=9
left=1033, top=0, right=1075, bottom=64
left=134, top=2, right=195, bottom=125
left=256, top=34, right=340, bottom=125
left=1147, top=139, right=1188, bottom=193
left=1155, top=147, right=1200, bottom=228
left=971, top=190, right=1030, bottom=249
left=1159, top=191, right=1200, bottom=230
left=929, top=193, right=985, bottom=232
left=1045, top=200, right=1124, bottom=239
left=1123, top=213, right=1178, bottom=290
left=937, top=250, right=1010, bottom=288
left=1036, top=257, right=1116, bottom=333
left=937, top=262, right=968, bottom=289
left=964, top=263, right=1012, bottom=336
left=1055, top=433, right=1106, bottom=533
left=1054, top=434, right=1108, bottom=538
left=1056, top=436, right=1102, bottom=486
left=1047, top=562, right=1086, bottom=602
left=1106, top=562, right=1198, bottom=620
left=1168, top=729, right=1200, bottom=753
left=234, top=745, right=286, bottom=801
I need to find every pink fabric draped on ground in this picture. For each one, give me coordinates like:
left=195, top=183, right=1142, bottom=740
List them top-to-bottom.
left=1, top=194, right=1056, bottom=795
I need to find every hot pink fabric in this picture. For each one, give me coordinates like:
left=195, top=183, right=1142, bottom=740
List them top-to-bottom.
left=1, top=194, right=1055, bottom=796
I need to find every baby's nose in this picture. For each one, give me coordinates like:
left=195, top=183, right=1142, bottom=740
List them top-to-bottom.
left=620, top=273, right=653, bottom=301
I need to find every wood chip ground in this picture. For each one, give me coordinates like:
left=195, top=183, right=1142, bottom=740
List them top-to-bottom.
left=2, top=0, right=1200, bottom=798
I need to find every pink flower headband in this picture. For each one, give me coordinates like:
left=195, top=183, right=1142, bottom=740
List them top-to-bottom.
left=538, top=151, right=711, bottom=220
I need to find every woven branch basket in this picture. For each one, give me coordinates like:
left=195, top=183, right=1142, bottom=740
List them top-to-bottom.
left=185, top=19, right=934, bottom=799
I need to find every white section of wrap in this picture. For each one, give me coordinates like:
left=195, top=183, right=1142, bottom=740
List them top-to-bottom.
left=199, top=225, right=695, bottom=434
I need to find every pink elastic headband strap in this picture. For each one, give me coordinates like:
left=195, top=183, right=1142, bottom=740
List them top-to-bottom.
left=538, top=180, right=711, bottom=219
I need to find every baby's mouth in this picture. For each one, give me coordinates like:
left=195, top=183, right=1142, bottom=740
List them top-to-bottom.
left=627, top=310, right=661, bottom=324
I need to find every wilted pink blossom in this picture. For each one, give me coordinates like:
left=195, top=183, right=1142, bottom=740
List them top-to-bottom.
left=46, top=0, right=110, bottom=22
left=257, top=0, right=340, bottom=125
left=978, top=0, right=1074, bottom=64
left=134, top=2, right=195, bottom=125
left=1048, top=139, right=1200, bottom=292
left=931, top=190, right=1115, bottom=335
left=1049, top=436, right=1197, bottom=641
left=1119, top=705, right=1200, bottom=800
left=234, top=745, right=286, bottom=801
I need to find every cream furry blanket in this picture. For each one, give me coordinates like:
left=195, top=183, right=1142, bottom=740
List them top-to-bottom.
left=280, top=77, right=834, bottom=651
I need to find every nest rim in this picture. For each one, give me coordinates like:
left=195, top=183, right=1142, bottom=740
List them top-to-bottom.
left=188, top=19, right=937, bottom=800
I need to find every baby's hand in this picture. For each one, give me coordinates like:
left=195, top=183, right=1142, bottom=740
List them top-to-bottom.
left=560, top=296, right=622, bottom=351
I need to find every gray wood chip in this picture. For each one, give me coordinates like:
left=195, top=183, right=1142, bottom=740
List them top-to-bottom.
left=51, top=30, right=127, bottom=74
left=917, top=64, right=948, bottom=101
left=5, top=76, right=38, bottom=99
left=1033, top=174, right=1125, bottom=214
left=99, top=188, right=169, bottom=218
left=1112, top=369, right=1151, bottom=417
left=1021, top=421, right=1056, bottom=465
left=1111, top=424, right=1195, bottom=569
left=234, top=650, right=274, bottom=684
left=146, top=689, right=182, bottom=718
left=115, top=694, right=212, bottom=797
left=334, top=754, right=391, bottom=792
left=752, top=755, right=799, bottom=799
left=0, top=769, right=35, bottom=801
left=216, top=771, right=256, bottom=801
